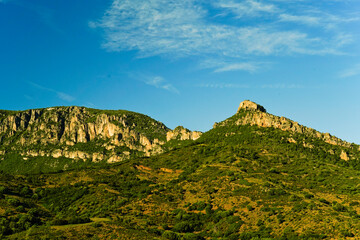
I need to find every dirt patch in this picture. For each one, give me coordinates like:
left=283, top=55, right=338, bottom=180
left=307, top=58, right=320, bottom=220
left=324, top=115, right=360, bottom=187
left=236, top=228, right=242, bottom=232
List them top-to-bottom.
left=135, top=165, right=152, bottom=171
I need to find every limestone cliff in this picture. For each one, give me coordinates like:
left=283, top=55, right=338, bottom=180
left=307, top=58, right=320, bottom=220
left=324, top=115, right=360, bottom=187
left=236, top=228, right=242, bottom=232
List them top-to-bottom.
left=237, top=100, right=266, bottom=113
left=0, top=106, right=196, bottom=163
left=166, top=126, right=202, bottom=141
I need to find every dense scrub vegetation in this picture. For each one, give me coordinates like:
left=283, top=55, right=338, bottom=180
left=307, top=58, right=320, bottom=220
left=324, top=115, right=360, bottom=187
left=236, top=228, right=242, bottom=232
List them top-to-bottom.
left=1, top=110, right=360, bottom=238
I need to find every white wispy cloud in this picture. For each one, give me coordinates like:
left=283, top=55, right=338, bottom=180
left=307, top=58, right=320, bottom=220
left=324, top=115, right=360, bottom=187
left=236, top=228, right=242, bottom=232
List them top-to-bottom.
left=90, top=0, right=352, bottom=60
left=213, top=0, right=278, bottom=18
left=278, top=12, right=360, bottom=30
left=279, top=14, right=320, bottom=25
left=200, top=59, right=260, bottom=73
left=215, top=63, right=258, bottom=73
left=339, top=63, right=360, bottom=78
left=144, top=76, right=179, bottom=94
left=29, top=82, right=75, bottom=102
left=198, top=83, right=304, bottom=89
left=198, top=83, right=250, bottom=89
left=261, top=84, right=304, bottom=89
left=56, top=92, right=75, bottom=102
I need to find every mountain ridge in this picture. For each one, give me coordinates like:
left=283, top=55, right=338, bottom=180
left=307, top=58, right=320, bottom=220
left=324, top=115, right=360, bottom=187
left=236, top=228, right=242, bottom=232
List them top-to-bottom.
left=0, top=100, right=358, bottom=172
left=0, top=106, right=201, bottom=167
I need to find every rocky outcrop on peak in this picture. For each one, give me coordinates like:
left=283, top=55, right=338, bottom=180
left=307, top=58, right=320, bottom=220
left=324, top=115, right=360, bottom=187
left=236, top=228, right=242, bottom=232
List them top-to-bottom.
left=215, top=100, right=353, bottom=149
left=237, top=100, right=266, bottom=113
left=0, top=106, right=200, bottom=164
left=166, top=126, right=202, bottom=141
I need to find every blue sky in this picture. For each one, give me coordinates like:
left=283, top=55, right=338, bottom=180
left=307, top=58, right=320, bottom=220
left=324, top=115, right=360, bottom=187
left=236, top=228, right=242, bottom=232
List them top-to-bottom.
left=1, top=0, right=360, bottom=144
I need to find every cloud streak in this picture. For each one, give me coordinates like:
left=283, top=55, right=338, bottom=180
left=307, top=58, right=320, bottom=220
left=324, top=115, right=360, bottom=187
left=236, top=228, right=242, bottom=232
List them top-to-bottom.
left=213, top=0, right=278, bottom=18
left=200, top=59, right=260, bottom=73
left=339, top=63, right=360, bottom=78
left=144, top=76, right=179, bottom=94
left=29, top=82, right=75, bottom=102
left=198, top=83, right=304, bottom=89
left=198, top=83, right=250, bottom=89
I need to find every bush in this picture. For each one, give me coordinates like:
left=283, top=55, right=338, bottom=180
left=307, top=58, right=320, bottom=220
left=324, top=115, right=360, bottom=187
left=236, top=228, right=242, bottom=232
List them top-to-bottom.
left=0, top=186, right=9, bottom=194
left=20, top=186, right=33, bottom=197
left=268, top=188, right=287, bottom=196
left=304, top=193, right=314, bottom=199
left=7, top=198, right=20, bottom=207
left=319, top=198, right=330, bottom=205
left=188, top=201, right=207, bottom=211
left=332, top=203, right=347, bottom=212
left=16, top=205, right=25, bottom=212
left=246, top=205, right=254, bottom=211
left=68, top=217, right=91, bottom=224
left=50, top=218, right=68, bottom=226
left=172, top=222, right=194, bottom=233
left=162, top=230, right=179, bottom=240
left=182, top=233, right=204, bottom=240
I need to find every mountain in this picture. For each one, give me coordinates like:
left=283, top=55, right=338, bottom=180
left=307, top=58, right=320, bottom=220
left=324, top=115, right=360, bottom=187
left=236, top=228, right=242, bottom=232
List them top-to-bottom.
left=216, top=100, right=352, bottom=148
left=1, top=101, right=360, bottom=239
left=0, top=106, right=201, bottom=174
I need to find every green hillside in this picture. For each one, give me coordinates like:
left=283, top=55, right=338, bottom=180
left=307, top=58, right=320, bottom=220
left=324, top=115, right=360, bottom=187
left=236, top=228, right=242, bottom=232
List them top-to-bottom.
left=1, top=102, right=360, bottom=239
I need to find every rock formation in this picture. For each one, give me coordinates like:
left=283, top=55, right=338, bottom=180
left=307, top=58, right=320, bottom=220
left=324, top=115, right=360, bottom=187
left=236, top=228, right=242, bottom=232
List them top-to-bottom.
left=216, top=100, right=352, bottom=149
left=237, top=100, right=266, bottom=113
left=0, top=106, right=200, bottom=163
left=166, top=126, right=202, bottom=141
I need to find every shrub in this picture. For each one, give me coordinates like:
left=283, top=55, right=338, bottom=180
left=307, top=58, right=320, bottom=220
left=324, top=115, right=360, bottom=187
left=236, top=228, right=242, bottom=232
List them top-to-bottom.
left=0, top=186, right=9, bottom=194
left=304, top=193, right=314, bottom=199
left=7, top=198, right=20, bottom=207
left=319, top=198, right=330, bottom=205
left=332, top=203, right=347, bottom=212
left=246, top=205, right=254, bottom=211
left=68, top=217, right=91, bottom=225
left=50, top=218, right=68, bottom=226
left=172, top=221, right=194, bottom=233
left=162, top=230, right=179, bottom=240
left=182, top=233, right=204, bottom=240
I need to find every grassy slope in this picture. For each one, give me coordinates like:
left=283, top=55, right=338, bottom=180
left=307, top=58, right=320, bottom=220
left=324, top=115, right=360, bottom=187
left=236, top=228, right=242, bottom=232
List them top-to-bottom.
left=1, top=112, right=360, bottom=239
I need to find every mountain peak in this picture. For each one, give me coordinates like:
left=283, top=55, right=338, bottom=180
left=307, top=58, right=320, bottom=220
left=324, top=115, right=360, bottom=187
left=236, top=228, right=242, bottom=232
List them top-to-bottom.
left=237, top=100, right=266, bottom=113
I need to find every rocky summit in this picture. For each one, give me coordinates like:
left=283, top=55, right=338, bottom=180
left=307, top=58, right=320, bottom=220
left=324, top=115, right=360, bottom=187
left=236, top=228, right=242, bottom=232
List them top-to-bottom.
left=220, top=100, right=352, bottom=149
left=237, top=100, right=267, bottom=113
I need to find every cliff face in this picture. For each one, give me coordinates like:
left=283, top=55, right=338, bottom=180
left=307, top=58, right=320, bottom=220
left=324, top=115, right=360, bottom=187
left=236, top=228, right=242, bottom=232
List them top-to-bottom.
left=214, top=100, right=352, bottom=148
left=0, top=106, right=199, bottom=163
left=166, top=126, right=202, bottom=141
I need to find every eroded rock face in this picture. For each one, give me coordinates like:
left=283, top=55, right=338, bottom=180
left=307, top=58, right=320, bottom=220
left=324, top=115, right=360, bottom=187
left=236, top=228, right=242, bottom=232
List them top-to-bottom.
left=237, top=100, right=266, bottom=113
left=0, top=106, right=200, bottom=163
left=166, top=126, right=202, bottom=141
left=340, top=150, right=350, bottom=161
